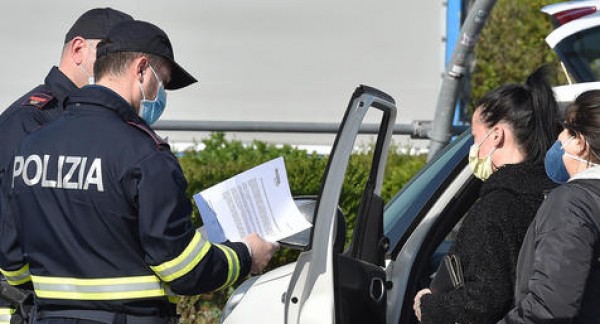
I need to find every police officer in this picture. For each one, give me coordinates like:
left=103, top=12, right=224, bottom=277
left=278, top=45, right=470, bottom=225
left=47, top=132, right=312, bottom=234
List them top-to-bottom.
left=0, top=8, right=133, bottom=321
left=0, top=19, right=278, bottom=323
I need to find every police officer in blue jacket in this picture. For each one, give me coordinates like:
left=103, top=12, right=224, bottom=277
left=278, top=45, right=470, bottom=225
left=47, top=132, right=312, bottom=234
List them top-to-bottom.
left=0, top=8, right=133, bottom=321
left=0, top=19, right=278, bottom=322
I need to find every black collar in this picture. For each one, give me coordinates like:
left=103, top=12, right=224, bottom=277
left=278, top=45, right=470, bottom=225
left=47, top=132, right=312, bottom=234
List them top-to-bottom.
left=44, top=66, right=78, bottom=110
left=65, top=85, right=146, bottom=125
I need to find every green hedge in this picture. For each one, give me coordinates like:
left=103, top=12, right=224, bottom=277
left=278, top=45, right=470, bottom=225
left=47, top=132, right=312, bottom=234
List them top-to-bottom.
left=176, top=133, right=426, bottom=323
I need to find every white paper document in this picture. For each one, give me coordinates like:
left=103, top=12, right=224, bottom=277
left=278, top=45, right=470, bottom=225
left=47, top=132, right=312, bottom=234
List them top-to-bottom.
left=193, top=157, right=311, bottom=243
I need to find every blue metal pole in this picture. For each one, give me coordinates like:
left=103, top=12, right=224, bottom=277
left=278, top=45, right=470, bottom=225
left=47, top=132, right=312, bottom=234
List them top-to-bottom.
left=447, top=0, right=464, bottom=127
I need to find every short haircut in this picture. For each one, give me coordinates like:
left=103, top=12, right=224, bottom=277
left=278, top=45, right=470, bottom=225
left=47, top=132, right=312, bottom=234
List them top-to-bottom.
left=94, top=51, right=169, bottom=81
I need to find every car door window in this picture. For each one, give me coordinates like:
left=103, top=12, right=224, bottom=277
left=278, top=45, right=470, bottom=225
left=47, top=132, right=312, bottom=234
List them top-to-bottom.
left=555, top=25, right=600, bottom=82
left=384, top=131, right=473, bottom=257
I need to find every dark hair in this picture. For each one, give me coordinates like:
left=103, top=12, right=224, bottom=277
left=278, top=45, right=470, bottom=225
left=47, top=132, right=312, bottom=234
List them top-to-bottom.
left=94, top=50, right=168, bottom=81
left=476, top=66, right=559, bottom=164
left=564, top=90, right=600, bottom=163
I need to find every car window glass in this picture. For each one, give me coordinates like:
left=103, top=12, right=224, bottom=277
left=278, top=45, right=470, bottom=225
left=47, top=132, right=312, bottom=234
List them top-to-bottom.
left=555, top=25, right=600, bottom=82
left=383, top=131, right=473, bottom=252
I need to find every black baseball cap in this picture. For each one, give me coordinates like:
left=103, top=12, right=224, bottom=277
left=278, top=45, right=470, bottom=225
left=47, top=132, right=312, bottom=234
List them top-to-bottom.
left=64, top=8, right=133, bottom=44
left=96, top=20, right=197, bottom=90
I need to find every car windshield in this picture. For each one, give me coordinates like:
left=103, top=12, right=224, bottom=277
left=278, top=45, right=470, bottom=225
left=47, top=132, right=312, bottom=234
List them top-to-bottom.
left=555, top=25, right=600, bottom=82
left=383, top=130, right=472, bottom=252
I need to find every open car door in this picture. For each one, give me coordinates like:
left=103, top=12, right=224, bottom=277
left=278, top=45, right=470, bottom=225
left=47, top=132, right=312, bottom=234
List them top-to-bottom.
left=284, top=85, right=397, bottom=324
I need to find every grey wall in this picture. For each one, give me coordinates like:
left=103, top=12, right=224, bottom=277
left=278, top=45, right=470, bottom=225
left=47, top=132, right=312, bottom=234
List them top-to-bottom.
left=0, top=1, right=446, bottom=150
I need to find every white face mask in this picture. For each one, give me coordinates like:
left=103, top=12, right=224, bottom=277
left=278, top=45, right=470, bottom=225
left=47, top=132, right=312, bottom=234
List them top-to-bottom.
left=75, top=40, right=96, bottom=85
left=79, top=65, right=94, bottom=85
left=468, top=129, right=497, bottom=180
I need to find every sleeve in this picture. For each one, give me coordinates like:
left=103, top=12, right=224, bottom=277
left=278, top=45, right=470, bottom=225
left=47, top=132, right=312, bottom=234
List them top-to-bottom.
left=128, top=150, right=251, bottom=295
left=0, top=160, right=32, bottom=287
left=0, top=162, right=27, bottom=321
left=499, top=187, right=598, bottom=324
left=420, top=197, right=515, bottom=324
left=0, top=299, right=16, bottom=324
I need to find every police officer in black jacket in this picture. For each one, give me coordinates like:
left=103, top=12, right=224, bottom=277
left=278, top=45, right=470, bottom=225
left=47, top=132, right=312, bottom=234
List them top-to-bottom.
left=0, top=8, right=133, bottom=322
left=0, top=19, right=278, bottom=323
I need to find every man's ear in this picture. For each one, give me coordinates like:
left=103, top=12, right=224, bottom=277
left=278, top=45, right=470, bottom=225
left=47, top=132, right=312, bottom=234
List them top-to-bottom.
left=69, top=37, right=87, bottom=65
left=134, top=56, right=149, bottom=83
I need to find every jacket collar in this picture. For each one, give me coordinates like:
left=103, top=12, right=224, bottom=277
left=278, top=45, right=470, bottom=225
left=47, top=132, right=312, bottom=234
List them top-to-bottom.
left=44, top=66, right=78, bottom=110
left=65, top=85, right=147, bottom=125
left=66, top=86, right=169, bottom=148
left=482, top=163, right=556, bottom=196
left=569, top=166, right=600, bottom=182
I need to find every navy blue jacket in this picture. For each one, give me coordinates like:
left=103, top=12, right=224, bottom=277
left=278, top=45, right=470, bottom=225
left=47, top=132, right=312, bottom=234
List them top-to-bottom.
left=0, top=67, right=75, bottom=315
left=0, top=67, right=75, bottom=172
left=0, top=85, right=251, bottom=316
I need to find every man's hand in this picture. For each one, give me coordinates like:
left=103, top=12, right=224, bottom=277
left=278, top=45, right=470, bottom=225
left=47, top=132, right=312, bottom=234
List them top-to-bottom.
left=243, top=233, right=279, bottom=275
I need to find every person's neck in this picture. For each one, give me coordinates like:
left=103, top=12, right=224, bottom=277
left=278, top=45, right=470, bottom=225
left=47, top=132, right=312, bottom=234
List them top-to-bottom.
left=57, top=62, right=86, bottom=88
left=96, top=77, right=135, bottom=108
left=494, top=146, right=525, bottom=167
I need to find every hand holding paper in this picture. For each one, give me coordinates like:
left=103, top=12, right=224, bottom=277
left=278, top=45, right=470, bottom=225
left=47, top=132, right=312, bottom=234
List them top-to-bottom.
left=244, top=233, right=280, bottom=274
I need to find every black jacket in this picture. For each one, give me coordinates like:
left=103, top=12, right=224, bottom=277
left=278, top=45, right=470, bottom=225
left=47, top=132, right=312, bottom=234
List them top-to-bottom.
left=0, top=67, right=75, bottom=314
left=0, top=67, right=75, bottom=171
left=0, top=86, right=251, bottom=317
left=421, top=163, right=556, bottom=324
left=499, top=168, right=600, bottom=324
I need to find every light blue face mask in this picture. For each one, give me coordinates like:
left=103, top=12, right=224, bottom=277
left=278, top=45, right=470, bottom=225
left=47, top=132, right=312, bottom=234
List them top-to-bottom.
left=138, top=66, right=167, bottom=125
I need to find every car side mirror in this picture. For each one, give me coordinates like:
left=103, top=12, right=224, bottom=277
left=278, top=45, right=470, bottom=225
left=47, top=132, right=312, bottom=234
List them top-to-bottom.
left=279, top=196, right=346, bottom=251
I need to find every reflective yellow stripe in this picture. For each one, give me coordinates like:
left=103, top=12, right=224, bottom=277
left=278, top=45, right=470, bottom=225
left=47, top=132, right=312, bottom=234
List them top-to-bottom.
left=150, top=229, right=211, bottom=282
left=215, top=244, right=241, bottom=290
left=0, top=264, right=31, bottom=285
left=31, top=275, right=169, bottom=300
left=165, top=286, right=179, bottom=304
left=0, top=307, right=15, bottom=324
left=0, top=308, right=14, bottom=315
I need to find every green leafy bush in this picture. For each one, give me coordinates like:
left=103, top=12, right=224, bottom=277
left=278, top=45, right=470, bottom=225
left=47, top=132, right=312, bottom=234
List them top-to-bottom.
left=470, top=0, right=565, bottom=109
left=176, top=133, right=426, bottom=323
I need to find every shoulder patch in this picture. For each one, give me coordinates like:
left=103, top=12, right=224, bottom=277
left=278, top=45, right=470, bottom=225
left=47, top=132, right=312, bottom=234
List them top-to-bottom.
left=21, top=93, right=54, bottom=109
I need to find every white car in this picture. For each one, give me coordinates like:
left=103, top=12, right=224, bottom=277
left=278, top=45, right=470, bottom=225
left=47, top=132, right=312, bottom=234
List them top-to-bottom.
left=544, top=0, right=600, bottom=106
left=220, top=2, right=600, bottom=323
left=221, top=83, right=473, bottom=324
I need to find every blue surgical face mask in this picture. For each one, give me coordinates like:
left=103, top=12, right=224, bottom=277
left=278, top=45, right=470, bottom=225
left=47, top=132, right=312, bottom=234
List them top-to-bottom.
left=138, top=66, right=167, bottom=125
left=544, top=137, right=574, bottom=184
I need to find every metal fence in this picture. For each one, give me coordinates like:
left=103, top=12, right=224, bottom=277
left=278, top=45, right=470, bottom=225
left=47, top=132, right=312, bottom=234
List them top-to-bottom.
left=153, top=120, right=468, bottom=139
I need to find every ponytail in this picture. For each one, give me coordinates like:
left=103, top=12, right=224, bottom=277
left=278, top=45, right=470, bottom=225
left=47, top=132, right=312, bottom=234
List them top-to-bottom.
left=523, top=65, right=559, bottom=163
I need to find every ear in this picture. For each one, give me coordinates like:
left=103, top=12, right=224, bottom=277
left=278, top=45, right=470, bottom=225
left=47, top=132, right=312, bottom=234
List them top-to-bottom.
left=69, top=37, right=87, bottom=65
left=134, top=56, right=150, bottom=83
left=491, top=126, right=504, bottom=147
left=575, top=133, right=589, bottom=156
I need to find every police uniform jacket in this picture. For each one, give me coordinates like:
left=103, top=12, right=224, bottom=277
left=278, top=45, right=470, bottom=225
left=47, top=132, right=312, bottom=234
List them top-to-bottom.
left=0, top=66, right=76, bottom=320
left=0, top=66, right=75, bottom=172
left=0, top=85, right=251, bottom=317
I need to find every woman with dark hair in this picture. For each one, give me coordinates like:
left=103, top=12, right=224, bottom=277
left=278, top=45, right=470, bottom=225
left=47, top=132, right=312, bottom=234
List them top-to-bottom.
left=412, top=68, right=559, bottom=324
left=499, top=90, right=600, bottom=323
